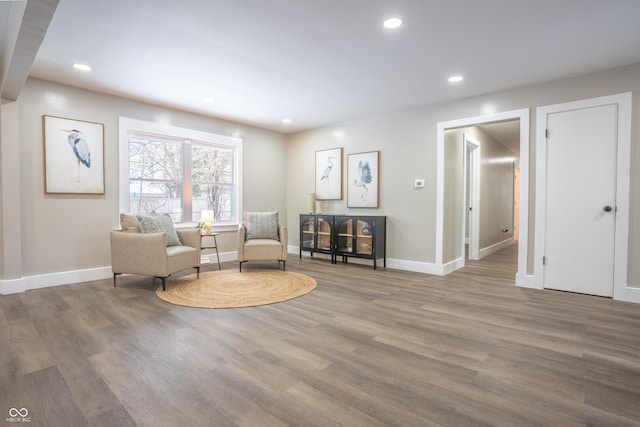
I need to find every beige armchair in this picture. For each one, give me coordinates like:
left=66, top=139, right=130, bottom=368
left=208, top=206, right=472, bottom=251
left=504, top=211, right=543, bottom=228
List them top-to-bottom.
left=238, top=211, right=287, bottom=272
left=111, top=214, right=201, bottom=291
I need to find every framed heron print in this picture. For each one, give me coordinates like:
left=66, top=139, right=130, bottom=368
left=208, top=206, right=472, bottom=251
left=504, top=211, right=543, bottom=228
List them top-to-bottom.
left=43, top=115, right=105, bottom=194
left=315, top=147, right=342, bottom=200
left=347, top=150, right=379, bottom=208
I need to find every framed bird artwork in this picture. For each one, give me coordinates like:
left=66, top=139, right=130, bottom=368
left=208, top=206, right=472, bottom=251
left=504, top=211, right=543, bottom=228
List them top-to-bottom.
left=43, top=115, right=105, bottom=194
left=315, top=147, right=343, bottom=200
left=347, top=150, right=379, bottom=208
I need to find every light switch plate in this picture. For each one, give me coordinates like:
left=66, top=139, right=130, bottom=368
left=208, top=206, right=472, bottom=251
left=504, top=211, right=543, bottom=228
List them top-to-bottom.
left=414, top=179, right=425, bottom=188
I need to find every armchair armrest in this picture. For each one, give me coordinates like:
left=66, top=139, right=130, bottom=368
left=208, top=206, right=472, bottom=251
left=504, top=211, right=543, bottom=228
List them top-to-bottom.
left=237, top=224, right=246, bottom=261
left=279, top=226, right=288, bottom=259
left=176, top=228, right=201, bottom=249
left=110, top=231, right=167, bottom=276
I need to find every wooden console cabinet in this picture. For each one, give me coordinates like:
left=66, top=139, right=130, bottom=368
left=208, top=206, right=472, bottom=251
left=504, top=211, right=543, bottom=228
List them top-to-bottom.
left=299, top=214, right=386, bottom=269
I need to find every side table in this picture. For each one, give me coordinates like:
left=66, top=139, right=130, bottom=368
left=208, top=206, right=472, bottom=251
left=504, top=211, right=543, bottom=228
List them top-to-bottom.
left=200, top=233, right=221, bottom=270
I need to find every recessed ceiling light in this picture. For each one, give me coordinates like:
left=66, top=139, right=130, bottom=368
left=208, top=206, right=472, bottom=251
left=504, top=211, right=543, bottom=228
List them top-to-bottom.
left=383, top=17, right=403, bottom=29
left=73, top=63, right=91, bottom=71
left=448, top=75, right=464, bottom=83
left=204, top=97, right=216, bottom=103
left=282, top=118, right=292, bottom=124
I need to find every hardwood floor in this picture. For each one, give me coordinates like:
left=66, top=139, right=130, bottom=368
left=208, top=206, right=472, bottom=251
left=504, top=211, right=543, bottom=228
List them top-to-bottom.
left=2, top=245, right=640, bottom=426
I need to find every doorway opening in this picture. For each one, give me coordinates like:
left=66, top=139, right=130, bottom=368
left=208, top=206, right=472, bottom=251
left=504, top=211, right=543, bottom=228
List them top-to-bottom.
left=436, top=109, right=530, bottom=283
left=454, top=123, right=519, bottom=266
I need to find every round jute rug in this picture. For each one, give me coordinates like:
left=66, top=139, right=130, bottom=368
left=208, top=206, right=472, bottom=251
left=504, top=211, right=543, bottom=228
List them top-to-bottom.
left=156, top=269, right=317, bottom=308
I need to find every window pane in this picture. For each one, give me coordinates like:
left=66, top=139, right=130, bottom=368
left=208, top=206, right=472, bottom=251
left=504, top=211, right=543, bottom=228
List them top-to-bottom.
left=122, top=119, right=240, bottom=225
left=129, top=137, right=183, bottom=180
left=191, top=144, right=233, bottom=184
left=130, top=180, right=183, bottom=221
left=192, top=184, right=233, bottom=221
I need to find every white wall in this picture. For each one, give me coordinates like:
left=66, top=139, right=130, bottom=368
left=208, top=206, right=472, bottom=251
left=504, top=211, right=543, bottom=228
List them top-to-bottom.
left=2, top=63, right=640, bottom=294
left=286, top=63, right=640, bottom=287
left=0, top=78, right=287, bottom=292
left=287, top=111, right=436, bottom=266
left=473, top=126, right=515, bottom=250
left=443, top=129, right=464, bottom=264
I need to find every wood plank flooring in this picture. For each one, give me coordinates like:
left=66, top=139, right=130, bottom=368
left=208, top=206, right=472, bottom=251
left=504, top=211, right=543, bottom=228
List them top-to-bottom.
left=1, top=245, right=640, bottom=426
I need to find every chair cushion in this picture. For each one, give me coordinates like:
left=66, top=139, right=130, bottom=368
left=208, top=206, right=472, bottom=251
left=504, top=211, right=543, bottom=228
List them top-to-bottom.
left=244, top=211, right=279, bottom=241
left=120, top=213, right=141, bottom=233
left=137, top=213, right=182, bottom=246
left=243, top=238, right=284, bottom=260
left=166, top=245, right=197, bottom=256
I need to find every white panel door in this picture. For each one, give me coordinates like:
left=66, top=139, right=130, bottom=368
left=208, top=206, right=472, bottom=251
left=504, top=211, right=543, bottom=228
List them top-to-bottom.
left=544, top=104, right=617, bottom=296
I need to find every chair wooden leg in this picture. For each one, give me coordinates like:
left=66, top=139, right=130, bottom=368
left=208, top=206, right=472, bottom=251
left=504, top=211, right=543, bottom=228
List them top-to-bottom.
left=282, top=260, right=286, bottom=271
left=239, top=262, right=243, bottom=272
left=196, top=266, right=200, bottom=278
left=113, top=273, right=120, bottom=287
left=161, top=277, right=166, bottom=292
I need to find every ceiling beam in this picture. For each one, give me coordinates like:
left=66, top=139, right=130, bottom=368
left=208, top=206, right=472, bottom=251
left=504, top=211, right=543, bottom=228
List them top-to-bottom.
left=1, top=0, right=59, bottom=102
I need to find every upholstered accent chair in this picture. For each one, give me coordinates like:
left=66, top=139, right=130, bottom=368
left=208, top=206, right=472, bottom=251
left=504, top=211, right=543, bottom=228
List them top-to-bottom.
left=238, top=211, right=287, bottom=272
left=111, top=214, right=201, bottom=291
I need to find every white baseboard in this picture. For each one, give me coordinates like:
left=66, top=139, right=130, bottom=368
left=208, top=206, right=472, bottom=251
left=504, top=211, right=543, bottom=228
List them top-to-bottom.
left=478, top=238, right=514, bottom=260
left=288, top=245, right=301, bottom=255
left=6, top=246, right=636, bottom=304
left=291, top=246, right=443, bottom=275
left=292, top=247, right=333, bottom=262
left=200, top=250, right=237, bottom=265
left=1, top=252, right=242, bottom=295
left=441, top=257, right=465, bottom=275
left=386, top=258, right=444, bottom=275
left=1, top=267, right=113, bottom=295
left=515, top=273, right=541, bottom=289
left=1, top=278, right=26, bottom=295
left=616, top=286, right=640, bottom=303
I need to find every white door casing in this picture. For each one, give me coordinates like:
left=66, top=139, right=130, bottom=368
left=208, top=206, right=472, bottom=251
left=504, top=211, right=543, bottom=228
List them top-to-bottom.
left=436, top=109, right=530, bottom=278
left=464, top=136, right=480, bottom=261
left=514, top=165, right=520, bottom=242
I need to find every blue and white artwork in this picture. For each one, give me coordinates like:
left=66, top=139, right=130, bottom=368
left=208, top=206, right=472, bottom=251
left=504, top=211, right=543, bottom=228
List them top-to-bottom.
left=43, top=115, right=104, bottom=194
left=315, top=147, right=342, bottom=200
left=348, top=151, right=379, bottom=208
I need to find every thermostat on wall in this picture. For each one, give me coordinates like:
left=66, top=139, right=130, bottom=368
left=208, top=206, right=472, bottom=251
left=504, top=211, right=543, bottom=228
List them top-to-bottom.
left=414, top=179, right=425, bottom=188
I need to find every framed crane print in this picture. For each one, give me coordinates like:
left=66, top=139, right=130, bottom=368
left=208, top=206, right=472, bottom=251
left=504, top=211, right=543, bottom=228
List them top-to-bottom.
left=43, top=115, right=105, bottom=194
left=315, top=147, right=343, bottom=200
left=347, top=150, right=379, bottom=208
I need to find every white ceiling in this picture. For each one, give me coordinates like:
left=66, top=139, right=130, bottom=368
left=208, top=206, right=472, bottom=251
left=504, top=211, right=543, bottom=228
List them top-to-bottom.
left=13, top=1, right=640, bottom=133
left=478, top=120, right=520, bottom=155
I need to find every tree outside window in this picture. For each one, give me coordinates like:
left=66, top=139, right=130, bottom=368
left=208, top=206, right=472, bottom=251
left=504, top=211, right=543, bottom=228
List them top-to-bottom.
left=128, top=134, right=235, bottom=223
left=191, top=144, right=233, bottom=221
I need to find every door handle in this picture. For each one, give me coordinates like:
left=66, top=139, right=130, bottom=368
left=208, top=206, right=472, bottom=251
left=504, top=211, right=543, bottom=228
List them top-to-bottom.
left=603, top=205, right=613, bottom=212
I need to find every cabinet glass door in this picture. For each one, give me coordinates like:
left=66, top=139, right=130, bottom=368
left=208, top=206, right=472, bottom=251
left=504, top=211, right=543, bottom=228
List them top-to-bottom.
left=301, top=217, right=314, bottom=248
left=317, top=217, right=332, bottom=250
left=336, top=218, right=354, bottom=253
left=356, top=219, right=373, bottom=255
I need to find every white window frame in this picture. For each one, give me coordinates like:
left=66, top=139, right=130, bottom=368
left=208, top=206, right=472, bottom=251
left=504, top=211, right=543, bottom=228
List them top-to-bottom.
left=118, top=117, right=242, bottom=230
